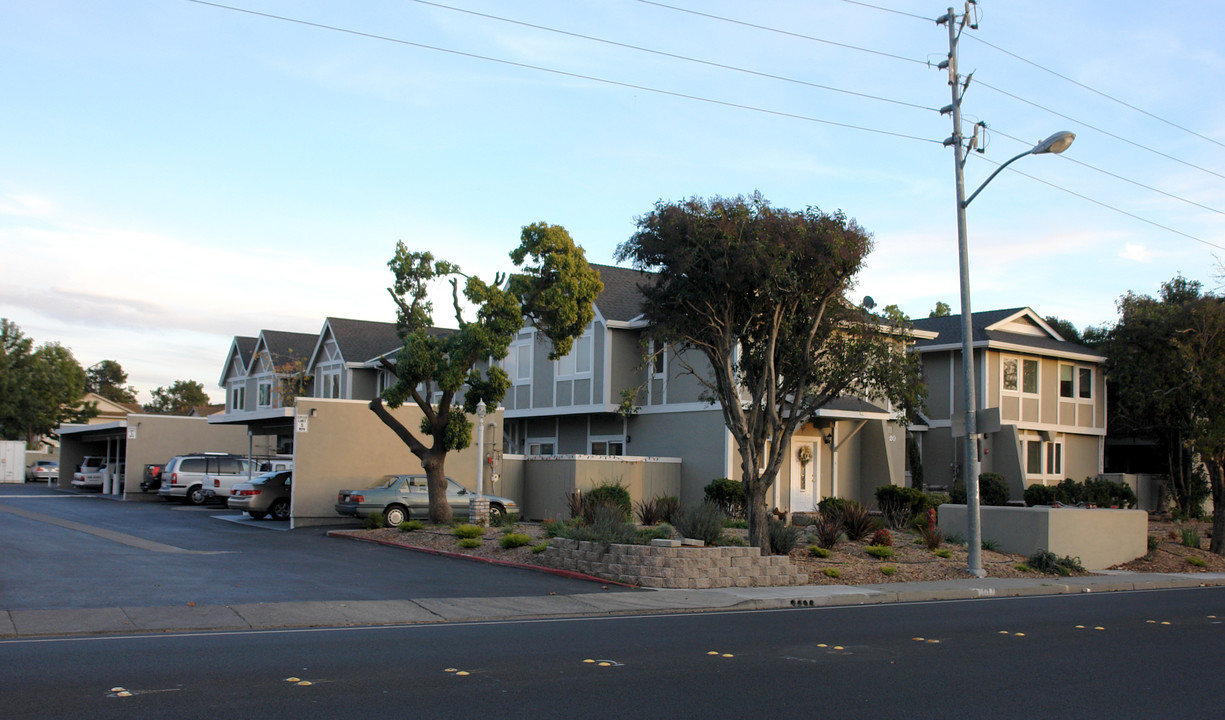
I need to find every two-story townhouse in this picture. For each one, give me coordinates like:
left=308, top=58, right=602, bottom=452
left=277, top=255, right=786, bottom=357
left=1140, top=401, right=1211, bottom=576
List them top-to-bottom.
left=501, top=264, right=919, bottom=511
left=910, top=308, right=1107, bottom=500
left=306, top=317, right=402, bottom=402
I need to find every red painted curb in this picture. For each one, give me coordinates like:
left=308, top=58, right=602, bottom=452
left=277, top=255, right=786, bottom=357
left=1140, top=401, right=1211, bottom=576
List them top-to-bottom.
left=327, top=530, right=638, bottom=589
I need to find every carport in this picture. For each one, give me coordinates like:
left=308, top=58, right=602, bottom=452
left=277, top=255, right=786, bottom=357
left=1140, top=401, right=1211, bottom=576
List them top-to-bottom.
left=58, top=415, right=272, bottom=501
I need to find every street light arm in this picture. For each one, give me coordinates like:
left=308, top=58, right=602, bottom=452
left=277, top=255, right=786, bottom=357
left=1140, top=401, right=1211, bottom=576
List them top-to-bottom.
left=963, top=148, right=1032, bottom=208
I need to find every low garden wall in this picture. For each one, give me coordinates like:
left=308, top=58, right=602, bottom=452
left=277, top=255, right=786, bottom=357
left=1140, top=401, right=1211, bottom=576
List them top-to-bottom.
left=939, top=504, right=1147, bottom=570
left=541, top=538, right=807, bottom=588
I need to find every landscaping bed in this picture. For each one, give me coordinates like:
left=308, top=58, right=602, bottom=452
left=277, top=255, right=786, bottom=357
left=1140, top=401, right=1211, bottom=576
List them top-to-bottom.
left=1112, top=517, right=1225, bottom=574
left=334, top=520, right=1073, bottom=586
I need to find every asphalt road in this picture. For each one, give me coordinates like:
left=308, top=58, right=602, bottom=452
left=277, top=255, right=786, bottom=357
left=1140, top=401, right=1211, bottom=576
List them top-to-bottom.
left=0, top=484, right=629, bottom=611
left=3, top=586, right=1223, bottom=719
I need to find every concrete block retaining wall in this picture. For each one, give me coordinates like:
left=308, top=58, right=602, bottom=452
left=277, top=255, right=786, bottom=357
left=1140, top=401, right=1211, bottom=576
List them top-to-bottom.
left=541, top=538, right=807, bottom=588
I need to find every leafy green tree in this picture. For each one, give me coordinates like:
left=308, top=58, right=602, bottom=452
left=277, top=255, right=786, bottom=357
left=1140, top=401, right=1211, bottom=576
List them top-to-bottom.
left=615, top=194, right=925, bottom=552
left=373, top=223, right=603, bottom=523
left=1099, top=276, right=1224, bottom=535
left=929, top=301, right=952, bottom=318
left=1044, top=316, right=1084, bottom=346
left=0, top=319, right=95, bottom=446
left=85, top=359, right=138, bottom=404
left=143, top=379, right=210, bottom=414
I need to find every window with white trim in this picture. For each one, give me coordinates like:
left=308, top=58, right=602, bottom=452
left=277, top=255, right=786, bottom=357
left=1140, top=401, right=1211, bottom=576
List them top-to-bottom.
left=555, top=331, right=592, bottom=378
left=504, top=333, right=532, bottom=384
left=650, top=341, right=665, bottom=378
left=1003, top=356, right=1039, bottom=395
left=1059, top=363, right=1094, bottom=400
left=318, top=368, right=342, bottom=399
left=257, top=381, right=272, bottom=408
left=228, top=384, right=245, bottom=412
left=590, top=438, right=625, bottom=456
left=1024, top=438, right=1063, bottom=477
left=526, top=440, right=555, bottom=456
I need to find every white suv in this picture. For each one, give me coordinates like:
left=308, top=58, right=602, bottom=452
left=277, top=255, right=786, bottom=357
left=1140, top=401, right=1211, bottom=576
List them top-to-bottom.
left=158, top=453, right=254, bottom=505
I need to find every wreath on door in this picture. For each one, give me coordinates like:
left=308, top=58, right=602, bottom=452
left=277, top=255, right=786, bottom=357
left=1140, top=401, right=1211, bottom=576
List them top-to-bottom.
left=796, top=445, right=813, bottom=490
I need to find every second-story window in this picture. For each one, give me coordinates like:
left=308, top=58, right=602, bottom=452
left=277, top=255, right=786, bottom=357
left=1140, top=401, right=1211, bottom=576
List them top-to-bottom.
left=555, top=331, right=592, bottom=378
left=504, top=333, right=532, bottom=384
left=1003, top=357, right=1039, bottom=395
left=258, top=381, right=272, bottom=408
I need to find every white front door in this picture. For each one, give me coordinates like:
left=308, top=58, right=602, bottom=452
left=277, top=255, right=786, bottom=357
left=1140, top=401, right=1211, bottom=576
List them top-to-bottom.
left=791, top=441, right=818, bottom=513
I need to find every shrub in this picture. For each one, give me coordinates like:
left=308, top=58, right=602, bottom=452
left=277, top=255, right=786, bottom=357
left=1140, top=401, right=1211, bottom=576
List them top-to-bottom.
left=951, top=473, right=1011, bottom=506
left=1055, top=477, right=1086, bottom=505
left=1083, top=477, right=1138, bottom=508
left=704, top=478, right=746, bottom=519
left=586, top=482, right=633, bottom=522
left=1024, top=483, right=1058, bottom=507
left=876, top=485, right=927, bottom=529
left=923, top=492, right=951, bottom=510
left=635, top=495, right=680, bottom=525
left=818, top=497, right=849, bottom=519
left=674, top=501, right=727, bottom=546
left=835, top=501, right=874, bottom=542
left=562, top=504, right=638, bottom=545
left=492, top=511, right=520, bottom=528
left=363, top=513, right=386, bottom=530
left=807, top=513, right=843, bottom=549
left=723, top=518, right=749, bottom=529
left=768, top=518, right=803, bottom=555
left=542, top=519, right=567, bottom=538
left=398, top=520, right=424, bottom=532
left=634, top=523, right=674, bottom=544
left=919, top=523, right=944, bottom=550
left=453, top=524, right=484, bottom=539
left=1180, top=526, right=1201, bottom=548
left=871, top=528, right=893, bottom=547
left=499, top=533, right=532, bottom=549
left=714, top=534, right=750, bottom=547
left=1147, top=535, right=1160, bottom=552
left=458, top=538, right=481, bottom=549
left=981, top=538, right=1000, bottom=552
left=530, top=542, right=550, bottom=554
left=808, top=545, right=831, bottom=558
left=865, top=545, right=894, bottom=559
left=934, top=548, right=952, bottom=558
left=1027, top=549, right=1084, bottom=576
left=1188, top=556, right=1208, bottom=567
left=1015, top=563, right=1031, bottom=572
left=879, top=565, right=896, bottom=577
left=823, top=567, right=841, bottom=579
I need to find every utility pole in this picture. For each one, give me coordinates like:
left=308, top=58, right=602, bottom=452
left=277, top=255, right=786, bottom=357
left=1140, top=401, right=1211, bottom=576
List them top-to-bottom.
left=938, top=3, right=985, bottom=577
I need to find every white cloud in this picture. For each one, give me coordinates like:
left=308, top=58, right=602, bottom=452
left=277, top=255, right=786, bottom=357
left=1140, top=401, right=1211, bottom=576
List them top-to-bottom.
left=1120, top=243, right=1154, bottom=262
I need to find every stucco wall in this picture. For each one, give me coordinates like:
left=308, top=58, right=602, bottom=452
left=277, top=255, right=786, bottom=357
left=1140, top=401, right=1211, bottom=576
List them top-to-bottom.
left=290, top=398, right=502, bottom=527
left=627, top=408, right=727, bottom=506
left=123, top=415, right=270, bottom=501
left=519, top=455, right=681, bottom=521
left=938, top=504, right=1147, bottom=569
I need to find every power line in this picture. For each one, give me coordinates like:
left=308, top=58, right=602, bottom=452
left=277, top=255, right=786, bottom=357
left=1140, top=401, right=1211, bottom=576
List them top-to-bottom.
left=181, top=0, right=941, bottom=145
left=406, top=0, right=939, bottom=113
left=632, top=0, right=930, bottom=66
left=837, top=0, right=933, bottom=22
left=967, top=34, right=1225, bottom=151
left=977, top=79, right=1225, bottom=183
left=987, top=128, right=1225, bottom=217
left=980, top=157, right=1225, bottom=252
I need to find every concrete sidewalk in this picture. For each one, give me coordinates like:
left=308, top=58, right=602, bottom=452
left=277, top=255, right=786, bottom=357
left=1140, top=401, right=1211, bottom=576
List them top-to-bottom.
left=5, top=571, right=1225, bottom=639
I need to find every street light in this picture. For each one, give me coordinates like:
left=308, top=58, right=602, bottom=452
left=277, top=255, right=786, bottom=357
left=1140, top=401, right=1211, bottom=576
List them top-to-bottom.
left=953, top=130, right=1075, bottom=576
left=475, top=399, right=487, bottom=500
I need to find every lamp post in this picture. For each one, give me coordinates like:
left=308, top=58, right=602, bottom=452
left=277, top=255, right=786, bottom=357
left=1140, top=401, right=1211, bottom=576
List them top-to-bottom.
left=943, top=0, right=1073, bottom=582
left=953, top=130, right=1075, bottom=576
left=475, top=399, right=487, bottom=499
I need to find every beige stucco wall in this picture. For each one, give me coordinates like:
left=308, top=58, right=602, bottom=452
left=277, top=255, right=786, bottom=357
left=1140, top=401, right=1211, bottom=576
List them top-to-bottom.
left=290, top=398, right=502, bottom=527
left=519, top=455, right=681, bottom=521
left=939, top=504, right=1147, bottom=569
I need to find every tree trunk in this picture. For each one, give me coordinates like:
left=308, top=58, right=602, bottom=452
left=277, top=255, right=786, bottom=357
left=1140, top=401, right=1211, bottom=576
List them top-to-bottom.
left=422, top=452, right=452, bottom=525
left=1208, top=459, right=1225, bottom=555
left=746, top=481, right=770, bottom=553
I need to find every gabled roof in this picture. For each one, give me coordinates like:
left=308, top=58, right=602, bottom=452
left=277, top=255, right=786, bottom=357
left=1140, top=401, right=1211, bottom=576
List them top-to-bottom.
left=590, top=263, right=650, bottom=324
left=911, top=307, right=1103, bottom=362
left=308, top=317, right=402, bottom=369
left=253, top=330, right=319, bottom=371
left=217, top=335, right=258, bottom=387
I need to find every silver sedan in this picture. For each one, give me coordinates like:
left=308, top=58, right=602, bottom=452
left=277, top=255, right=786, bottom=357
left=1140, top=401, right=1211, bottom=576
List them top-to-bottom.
left=227, top=470, right=292, bottom=521
left=335, top=475, right=517, bottom=526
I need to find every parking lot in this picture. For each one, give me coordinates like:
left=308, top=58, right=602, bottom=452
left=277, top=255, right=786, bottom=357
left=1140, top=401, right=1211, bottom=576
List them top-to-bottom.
left=0, top=484, right=622, bottom=612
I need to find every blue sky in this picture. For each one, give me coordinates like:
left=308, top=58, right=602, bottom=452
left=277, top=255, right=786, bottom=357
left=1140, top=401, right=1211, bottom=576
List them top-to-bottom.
left=2, top=0, right=1223, bottom=403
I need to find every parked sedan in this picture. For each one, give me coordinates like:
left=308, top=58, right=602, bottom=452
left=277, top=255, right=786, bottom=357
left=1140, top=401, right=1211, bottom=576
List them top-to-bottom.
left=26, top=460, right=58, bottom=483
left=227, top=470, right=292, bottom=521
left=335, top=475, right=517, bottom=526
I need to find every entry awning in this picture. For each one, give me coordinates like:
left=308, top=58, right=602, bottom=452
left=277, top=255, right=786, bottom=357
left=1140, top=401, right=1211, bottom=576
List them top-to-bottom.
left=808, top=396, right=893, bottom=421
